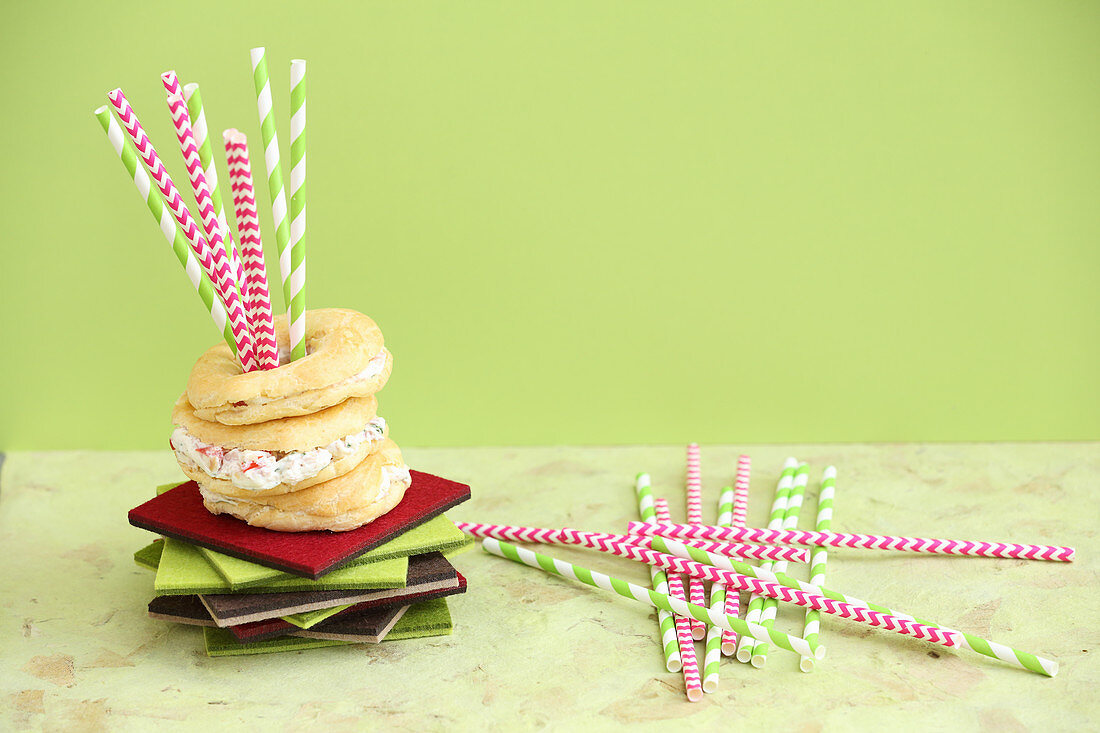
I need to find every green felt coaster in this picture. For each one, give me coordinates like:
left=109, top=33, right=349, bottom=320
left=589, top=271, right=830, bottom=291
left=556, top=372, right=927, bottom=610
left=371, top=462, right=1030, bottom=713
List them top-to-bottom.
left=198, top=514, right=472, bottom=590
left=154, top=538, right=407, bottom=595
left=134, top=540, right=165, bottom=570
left=137, top=547, right=356, bottom=629
left=377, top=598, right=453, bottom=642
left=202, top=599, right=454, bottom=656
left=281, top=603, right=355, bottom=629
left=202, top=627, right=348, bottom=656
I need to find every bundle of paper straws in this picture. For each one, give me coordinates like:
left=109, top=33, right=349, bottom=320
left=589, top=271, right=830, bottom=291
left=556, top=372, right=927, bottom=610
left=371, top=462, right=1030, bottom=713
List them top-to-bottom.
left=95, top=48, right=307, bottom=370
left=457, top=445, right=1070, bottom=700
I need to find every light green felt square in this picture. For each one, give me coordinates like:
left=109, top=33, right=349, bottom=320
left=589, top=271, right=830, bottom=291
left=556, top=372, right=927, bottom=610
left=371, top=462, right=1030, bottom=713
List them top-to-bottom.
left=198, top=514, right=472, bottom=589
left=153, top=538, right=407, bottom=596
left=133, top=540, right=164, bottom=570
left=136, top=543, right=353, bottom=628
left=202, top=599, right=454, bottom=657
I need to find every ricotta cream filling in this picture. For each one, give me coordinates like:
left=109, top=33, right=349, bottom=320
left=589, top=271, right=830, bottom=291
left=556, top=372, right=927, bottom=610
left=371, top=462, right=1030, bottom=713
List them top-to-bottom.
left=171, top=417, right=387, bottom=492
left=199, top=463, right=412, bottom=517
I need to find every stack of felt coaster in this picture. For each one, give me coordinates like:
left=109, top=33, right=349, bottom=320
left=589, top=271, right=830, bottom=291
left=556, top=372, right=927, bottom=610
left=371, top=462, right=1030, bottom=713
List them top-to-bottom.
left=129, top=474, right=472, bottom=656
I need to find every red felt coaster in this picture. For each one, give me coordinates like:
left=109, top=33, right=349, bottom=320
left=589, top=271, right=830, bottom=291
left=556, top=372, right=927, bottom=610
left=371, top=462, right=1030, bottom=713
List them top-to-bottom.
left=128, top=470, right=470, bottom=579
left=228, top=572, right=467, bottom=643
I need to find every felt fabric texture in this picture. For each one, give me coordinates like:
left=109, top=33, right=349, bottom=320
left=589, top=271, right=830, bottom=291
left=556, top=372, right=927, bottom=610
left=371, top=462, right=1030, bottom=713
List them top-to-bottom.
left=187, top=309, right=390, bottom=425
left=198, top=439, right=411, bottom=531
left=128, top=470, right=471, bottom=577
left=199, top=514, right=470, bottom=589
left=153, top=538, right=408, bottom=595
left=133, top=540, right=164, bottom=570
left=137, top=544, right=464, bottom=638
left=203, top=558, right=462, bottom=628
left=226, top=572, right=466, bottom=642
left=147, top=594, right=215, bottom=626
left=201, top=598, right=453, bottom=656
left=303, top=598, right=453, bottom=642
left=281, top=603, right=355, bottom=629
left=289, top=605, right=408, bottom=643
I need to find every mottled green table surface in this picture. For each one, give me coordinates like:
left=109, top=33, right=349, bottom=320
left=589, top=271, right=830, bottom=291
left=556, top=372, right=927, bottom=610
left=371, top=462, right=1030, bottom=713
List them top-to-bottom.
left=1, top=445, right=1097, bottom=731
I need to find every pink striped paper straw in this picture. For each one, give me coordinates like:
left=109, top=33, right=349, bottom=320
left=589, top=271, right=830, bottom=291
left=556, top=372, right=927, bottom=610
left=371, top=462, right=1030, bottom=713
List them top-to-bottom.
left=161, top=72, right=256, bottom=373
left=107, top=88, right=256, bottom=372
left=224, top=129, right=279, bottom=369
left=685, top=443, right=706, bottom=640
left=723, top=454, right=752, bottom=653
left=731, top=454, right=751, bottom=528
left=656, top=498, right=702, bottom=701
left=452, top=522, right=809, bottom=563
left=460, top=522, right=963, bottom=655
left=625, top=523, right=1076, bottom=562
left=597, top=537, right=961, bottom=651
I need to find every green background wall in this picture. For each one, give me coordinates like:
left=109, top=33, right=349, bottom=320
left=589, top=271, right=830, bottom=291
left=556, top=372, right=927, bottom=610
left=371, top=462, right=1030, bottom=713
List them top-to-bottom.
left=1, top=1, right=1097, bottom=449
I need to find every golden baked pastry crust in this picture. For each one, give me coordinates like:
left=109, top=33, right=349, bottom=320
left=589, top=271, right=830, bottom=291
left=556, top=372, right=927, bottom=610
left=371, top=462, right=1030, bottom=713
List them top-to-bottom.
left=186, top=308, right=391, bottom=425
left=172, top=393, right=379, bottom=452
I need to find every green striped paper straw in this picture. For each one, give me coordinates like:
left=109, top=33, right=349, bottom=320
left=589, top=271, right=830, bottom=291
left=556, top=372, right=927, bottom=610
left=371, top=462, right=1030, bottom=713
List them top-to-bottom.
left=250, top=47, right=294, bottom=356
left=287, top=59, right=307, bottom=361
left=96, top=106, right=235, bottom=352
left=736, top=457, right=797, bottom=662
left=752, top=461, right=809, bottom=667
left=801, top=466, right=835, bottom=672
left=634, top=473, right=681, bottom=672
left=702, top=485, right=735, bottom=691
left=649, top=535, right=1058, bottom=677
left=482, top=538, right=824, bottom=661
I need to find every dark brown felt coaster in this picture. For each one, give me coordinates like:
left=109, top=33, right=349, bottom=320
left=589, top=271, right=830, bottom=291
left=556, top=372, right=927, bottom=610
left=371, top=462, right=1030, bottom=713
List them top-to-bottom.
left=128, top=470, right=470, bottom=578
left=202, top=552, right=461, bottom=627
left=228, top=571, right=467, bottom=642
left=148, top=594, right=216, bottom=626
left=289, top=604, right=409, bottom=642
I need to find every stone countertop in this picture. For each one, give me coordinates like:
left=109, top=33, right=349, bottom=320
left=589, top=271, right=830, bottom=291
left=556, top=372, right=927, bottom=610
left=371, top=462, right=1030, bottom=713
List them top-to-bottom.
left=1, top=444, right=1097, bottom=731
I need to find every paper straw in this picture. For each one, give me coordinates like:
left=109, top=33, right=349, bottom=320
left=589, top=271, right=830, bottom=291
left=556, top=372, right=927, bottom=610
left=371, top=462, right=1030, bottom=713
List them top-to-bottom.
left=250, top=48, right=295, bottom=359
left=287, top=59, right=307, bottom=361
left=161, top=72, right=256, bottom=373
left=182, top=82, right=243, bottom=297
left=107, top=88, right=255, bottom=369
left=95, top=107, right=234, bottom=351
left=224, top=129, right=280, bottom=369
left=685, top=444, right=706, bottom=640
left=723, top=453, right=752, bottom=653
left=731, top=454, right=751, bottom=528
left=736, top=457, right=797, bottom=662
left=752, top=461, right=809, bottom=667
left=801, top=465, right=835, bottom=672
left=634, top=473, right=681, bottom=673
left=703, top=486, right=735, bottom=691
left=656, top=498, right=702, bottom=701
left=453, top=522, right=808, bottom=563
left=478, top=523, right=971, bottom=660
left=626, top=523, right=1075, bottom=562
left=648, top=535, right=1057, bottom=676
left=481, top=538, right=824, bottom=661
left=624, top=538, right=958, bottom=653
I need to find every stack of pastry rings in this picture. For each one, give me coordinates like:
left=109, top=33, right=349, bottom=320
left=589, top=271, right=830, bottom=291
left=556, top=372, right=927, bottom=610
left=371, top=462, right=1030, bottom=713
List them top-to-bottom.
left=169, top=308, right=412, bottom=532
